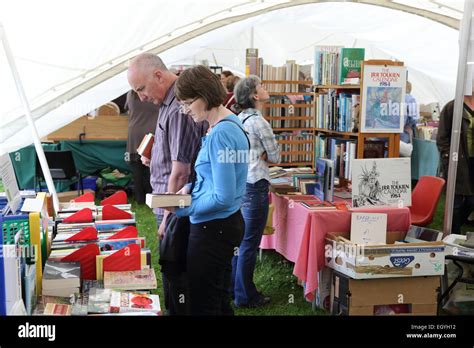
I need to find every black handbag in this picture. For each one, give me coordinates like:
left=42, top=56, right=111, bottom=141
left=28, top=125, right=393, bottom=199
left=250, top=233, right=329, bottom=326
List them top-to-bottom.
left=159, top=213, right=190, bottom=271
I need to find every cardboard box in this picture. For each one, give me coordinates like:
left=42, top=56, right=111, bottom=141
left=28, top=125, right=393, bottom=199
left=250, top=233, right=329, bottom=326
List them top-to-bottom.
left=57, top=189, right=95, bottom=203
left=325, top=231, right=445, bottom=279
left=331, top=271, right=440, bottom=315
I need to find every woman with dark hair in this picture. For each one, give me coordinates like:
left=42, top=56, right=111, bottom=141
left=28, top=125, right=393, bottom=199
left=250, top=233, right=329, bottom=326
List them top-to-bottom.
left=168, top=65, right=249, bottom=315
left=220, top=70, right=234, bottom=92
left=224, top=75, right=240, bottom=112
left=231, top=75, right=280, bottom=308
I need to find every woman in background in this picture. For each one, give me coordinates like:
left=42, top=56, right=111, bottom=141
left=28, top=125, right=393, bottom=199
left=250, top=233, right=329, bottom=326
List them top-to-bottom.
left=231, top=75, right=280, bottom=308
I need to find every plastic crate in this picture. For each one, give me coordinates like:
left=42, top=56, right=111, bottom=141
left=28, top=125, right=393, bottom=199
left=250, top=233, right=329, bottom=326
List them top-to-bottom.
left=74, top=176, right=98, bottom=191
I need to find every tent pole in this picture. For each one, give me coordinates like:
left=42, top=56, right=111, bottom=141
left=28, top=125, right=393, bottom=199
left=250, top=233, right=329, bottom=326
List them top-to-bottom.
left=443, top=0, right=473, bottom=237
left=0, top=23, right=60, bottom=213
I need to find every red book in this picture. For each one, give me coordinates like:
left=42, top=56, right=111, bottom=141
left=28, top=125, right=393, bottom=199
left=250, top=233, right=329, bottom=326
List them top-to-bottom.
left=137, top=133, right=154, bottom=159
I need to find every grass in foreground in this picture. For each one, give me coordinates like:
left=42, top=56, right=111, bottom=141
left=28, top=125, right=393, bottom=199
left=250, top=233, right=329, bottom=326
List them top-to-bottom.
left=132, top=187, right=467, bottom=315
left=132, top=200, right=324, bottom=315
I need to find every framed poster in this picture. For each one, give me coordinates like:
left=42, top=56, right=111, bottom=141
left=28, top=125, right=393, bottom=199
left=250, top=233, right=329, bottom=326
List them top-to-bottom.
left=360, top=64, right=406, bottom=133
left=351, top=158, right=411, bottom=208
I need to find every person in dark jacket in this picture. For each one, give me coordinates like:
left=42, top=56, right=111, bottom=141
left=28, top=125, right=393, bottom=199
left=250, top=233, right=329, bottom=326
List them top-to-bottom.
left=437, top=97, right=474, bottom=234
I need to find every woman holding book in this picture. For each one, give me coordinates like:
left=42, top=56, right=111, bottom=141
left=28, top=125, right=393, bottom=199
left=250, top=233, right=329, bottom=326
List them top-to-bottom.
left=168, top=65, right=249, bottom=315
left=231, top=75, right=280, bottom=308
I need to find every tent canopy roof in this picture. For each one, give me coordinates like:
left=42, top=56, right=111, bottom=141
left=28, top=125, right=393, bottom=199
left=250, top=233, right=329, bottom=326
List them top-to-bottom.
left=0, top=0, right=465, bottom=155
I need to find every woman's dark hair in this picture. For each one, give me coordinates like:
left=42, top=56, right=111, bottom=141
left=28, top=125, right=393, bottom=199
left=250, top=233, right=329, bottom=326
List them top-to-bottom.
left=175, top=65, right=227, bottom=110
left=221, top=70, right=234, bottom=78
left=226, top=75, right=241, bottom=93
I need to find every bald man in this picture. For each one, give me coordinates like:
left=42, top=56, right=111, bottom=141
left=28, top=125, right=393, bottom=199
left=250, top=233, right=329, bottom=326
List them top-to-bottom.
left=128, top=53, right=208, bottom=315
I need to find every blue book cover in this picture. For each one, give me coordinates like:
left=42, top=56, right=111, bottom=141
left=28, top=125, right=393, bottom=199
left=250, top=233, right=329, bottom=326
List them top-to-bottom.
left=315, top=159, right=327, bottom=201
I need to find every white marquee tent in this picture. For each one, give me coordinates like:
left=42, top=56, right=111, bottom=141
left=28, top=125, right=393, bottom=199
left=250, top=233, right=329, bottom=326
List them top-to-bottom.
left=0, top=0, right=466, bottom=156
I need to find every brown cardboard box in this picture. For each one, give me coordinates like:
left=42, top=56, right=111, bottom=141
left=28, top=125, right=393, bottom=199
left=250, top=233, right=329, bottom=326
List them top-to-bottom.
left=57, top=189, right=94, bottom=203
left=325, top=231, right=445, bottom=279
left=331, top=270, right=440, bottom=316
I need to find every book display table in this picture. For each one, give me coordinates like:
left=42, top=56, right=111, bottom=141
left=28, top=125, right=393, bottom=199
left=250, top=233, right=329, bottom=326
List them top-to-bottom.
left=260, top=192, right=411, bottom=300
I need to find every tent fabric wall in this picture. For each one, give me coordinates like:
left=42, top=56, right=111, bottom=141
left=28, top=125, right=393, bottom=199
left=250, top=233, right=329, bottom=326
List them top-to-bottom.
left=0, top=0, right=465, bottom=156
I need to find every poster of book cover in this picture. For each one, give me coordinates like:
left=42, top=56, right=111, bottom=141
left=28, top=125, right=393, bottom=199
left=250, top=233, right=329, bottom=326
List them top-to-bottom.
left=360, top=64, right=406, bottom=133
left=351, top=158, right=411, bottom=208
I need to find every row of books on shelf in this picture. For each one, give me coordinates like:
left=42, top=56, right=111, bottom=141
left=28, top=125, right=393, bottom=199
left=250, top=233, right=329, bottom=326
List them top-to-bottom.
left=313, top=46, right=365, bottom=86
left=259, top=60, right=313, bottom=93
left=315, top=91, right=360, bottom=133
left=264, top=96, right=313, bottom=115
left=266, top=117, right=314, bottom=129
left=276, top=132, right=313, bottom=163
left=315, top=135, right=357, bottom=180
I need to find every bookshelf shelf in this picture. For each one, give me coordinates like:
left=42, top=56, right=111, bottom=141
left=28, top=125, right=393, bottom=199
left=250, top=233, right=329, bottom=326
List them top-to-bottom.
left=260, top=78, right=316, bottom=167
left=263, top=80, right=313, bottom=84
left=314, top=85, right=360, bottom=89
left=268, top=92, right=313, bottom=96
left=263, top=104, right=313, bottom=108
left=264, top=116, right=313, bottom=121
left=272, top=128, right=314, bottom=131
left=314, top=128, right=358, bottom=137
left=277, top=139, right=313, bottom=144
left=271, top=162, right=313, bottom=167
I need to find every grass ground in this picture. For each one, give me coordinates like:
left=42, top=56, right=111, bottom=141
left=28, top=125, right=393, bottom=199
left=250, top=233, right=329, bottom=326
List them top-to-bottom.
left=130, top=187, right=472, bottom=316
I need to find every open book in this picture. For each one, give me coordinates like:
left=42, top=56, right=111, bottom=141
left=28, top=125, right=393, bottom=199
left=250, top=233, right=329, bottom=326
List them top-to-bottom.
left=137, top=133, right=154, bottom=159
left=145, top=194, right=191, bottom=208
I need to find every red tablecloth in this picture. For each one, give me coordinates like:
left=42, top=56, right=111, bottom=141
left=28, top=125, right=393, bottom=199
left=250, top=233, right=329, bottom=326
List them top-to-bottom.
left=260, top=193, right=411, bottom=301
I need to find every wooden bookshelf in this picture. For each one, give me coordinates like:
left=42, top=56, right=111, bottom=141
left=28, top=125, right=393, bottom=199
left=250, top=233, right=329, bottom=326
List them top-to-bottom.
left=262, top=80, right=315, bottom=168
left=313, top=83, right=400, bottom=160
left=314, top=85, right=360, bottom=89
left=266, top=92, right=313, bottom=96
left=271, top=128, right=313, bottom=132
left=314, top=128, right=358, bottom=138
left=273, top=162, right=313, bottom=167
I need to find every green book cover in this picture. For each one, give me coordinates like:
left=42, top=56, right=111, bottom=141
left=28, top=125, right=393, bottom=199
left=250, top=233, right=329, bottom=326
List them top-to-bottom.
left=338, top=48, right=365, bottom=84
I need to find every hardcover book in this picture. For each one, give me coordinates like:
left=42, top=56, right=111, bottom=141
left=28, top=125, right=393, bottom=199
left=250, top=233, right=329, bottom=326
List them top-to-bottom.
left=338, top=48, right=365, bottom=84
left=137, top=133, right=154, bottom=159
left=351, top=158, right=411, bottom=208
left=145, top=194, right=191, bottom=209
left=42, top=261, right=81, bottom=290
left=104, top=268, right=157, bottom=290
left=44, top=303, right=72, bottom=316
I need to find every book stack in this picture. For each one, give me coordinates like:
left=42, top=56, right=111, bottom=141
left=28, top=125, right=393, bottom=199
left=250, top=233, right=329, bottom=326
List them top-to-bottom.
left=42, top=261, right=81, bottom=298
left=103, top=269, right=157, bottom=291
